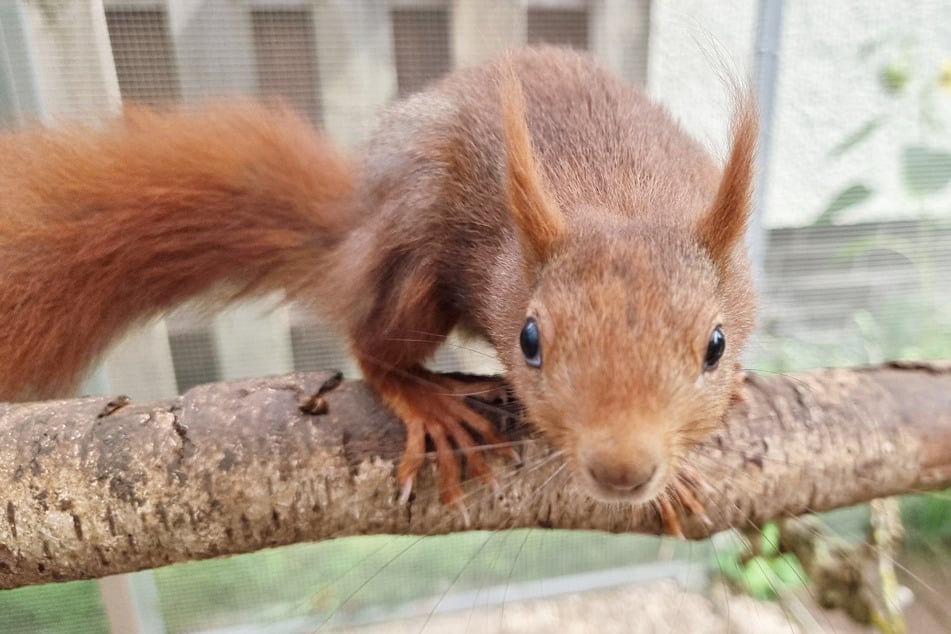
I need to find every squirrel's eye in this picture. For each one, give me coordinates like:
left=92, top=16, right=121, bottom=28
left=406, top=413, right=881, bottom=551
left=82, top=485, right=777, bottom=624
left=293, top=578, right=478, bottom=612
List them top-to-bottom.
left=520, top=318, right=541, bottom=368
left=703, top=326, right=725, bottom=372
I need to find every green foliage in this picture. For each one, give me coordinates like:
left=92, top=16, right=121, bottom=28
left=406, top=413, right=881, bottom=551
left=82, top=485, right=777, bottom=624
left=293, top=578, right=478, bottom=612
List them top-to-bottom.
left=802, top=36, right=951, bottom=370
left=818, top=37, right=951, bottom=222
left=879, top=62, right=910, bottom=94
left=829, top=118, right=883, bottom=158
left=852, top=301, right=951, bottom=361
left=900, top=490, right=951, bottom=551
left=759, top=521, right=781, bottom=556
left=715, top=523, right=808, bottom=601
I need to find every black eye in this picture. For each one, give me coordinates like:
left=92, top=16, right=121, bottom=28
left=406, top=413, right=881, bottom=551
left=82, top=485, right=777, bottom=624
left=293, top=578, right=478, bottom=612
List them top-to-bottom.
left=520, top=318, right=541, bottom=368
left=703, top=326, right=725, bottom=372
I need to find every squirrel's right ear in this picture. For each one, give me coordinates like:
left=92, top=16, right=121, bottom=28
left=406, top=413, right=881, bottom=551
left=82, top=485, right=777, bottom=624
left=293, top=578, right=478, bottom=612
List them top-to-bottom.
left=500, top=64, right=566, bottom=271
left=695, top=91, right=757, bottom=271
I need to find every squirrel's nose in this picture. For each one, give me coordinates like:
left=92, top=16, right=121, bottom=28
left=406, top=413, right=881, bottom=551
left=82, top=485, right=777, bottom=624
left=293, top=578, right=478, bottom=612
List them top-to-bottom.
left=586, top=461, right=658, bottom=494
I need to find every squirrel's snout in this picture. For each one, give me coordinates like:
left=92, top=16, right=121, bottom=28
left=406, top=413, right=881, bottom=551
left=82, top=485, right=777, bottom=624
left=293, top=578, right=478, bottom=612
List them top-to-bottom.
left=578, top=437, right=666, bottom=503
left=586, top=461, right=658, bottom=496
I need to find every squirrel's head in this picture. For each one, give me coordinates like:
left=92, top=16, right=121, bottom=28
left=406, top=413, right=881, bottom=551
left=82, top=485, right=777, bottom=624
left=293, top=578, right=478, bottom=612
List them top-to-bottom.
left=499, top=66, right=757, bottom=504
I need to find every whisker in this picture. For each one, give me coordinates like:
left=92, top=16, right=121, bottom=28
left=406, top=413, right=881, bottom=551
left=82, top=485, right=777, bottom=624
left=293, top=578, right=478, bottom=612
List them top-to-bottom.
left=382, top=336, right=499, bottom=361
left=740, top=367, right=814, bottom=389
left=405, top=436, right=540, bottom=458
left=442, top=449, right=566, bottom=508
left=675, top=450, right=948, bottom=614
left=536, top=462, right=569, bottom=492
left=784, top=508, right=940, bottom=598
left=716, top=515, right=841, bottom=632
left=500, top=528, right=533, bottom=631
left=417, top=531, right=501, bottom=633
left=313, top=535, right=429, bottom=628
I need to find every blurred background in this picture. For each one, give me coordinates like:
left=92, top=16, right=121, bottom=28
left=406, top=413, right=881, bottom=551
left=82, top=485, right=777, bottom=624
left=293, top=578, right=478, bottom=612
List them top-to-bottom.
left=1, top=0, right=950, bottom=631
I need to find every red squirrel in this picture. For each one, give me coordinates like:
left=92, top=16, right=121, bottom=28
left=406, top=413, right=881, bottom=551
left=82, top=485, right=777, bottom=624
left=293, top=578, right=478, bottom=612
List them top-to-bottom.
left=0, top=46, right=756, bottom=518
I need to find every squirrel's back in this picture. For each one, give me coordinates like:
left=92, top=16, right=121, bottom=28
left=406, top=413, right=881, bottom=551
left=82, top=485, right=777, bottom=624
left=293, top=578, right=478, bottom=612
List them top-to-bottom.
left=361, top=47, right=721, bottom=227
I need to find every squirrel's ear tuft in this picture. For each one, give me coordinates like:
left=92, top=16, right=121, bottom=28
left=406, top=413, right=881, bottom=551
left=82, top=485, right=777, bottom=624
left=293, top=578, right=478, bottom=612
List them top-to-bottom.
left=500, top=62, right=566, bottom=270
left=695, top=90, right=757, bottom=270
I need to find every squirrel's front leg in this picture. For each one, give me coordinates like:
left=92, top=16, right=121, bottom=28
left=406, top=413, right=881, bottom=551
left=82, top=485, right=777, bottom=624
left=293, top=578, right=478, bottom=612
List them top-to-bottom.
left=345, top=271, right=514, bottom=513
left=358, top=361, right=512, bottom=510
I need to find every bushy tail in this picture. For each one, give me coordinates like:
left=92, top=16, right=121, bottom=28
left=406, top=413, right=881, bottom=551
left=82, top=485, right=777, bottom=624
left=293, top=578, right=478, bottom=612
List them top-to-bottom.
left=0, top=103, right=355, bottom=400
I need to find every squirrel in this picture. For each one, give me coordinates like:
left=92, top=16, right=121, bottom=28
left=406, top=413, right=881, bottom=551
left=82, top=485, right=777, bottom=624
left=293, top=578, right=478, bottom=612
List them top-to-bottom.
left=0, top=46, right=756, bottom=522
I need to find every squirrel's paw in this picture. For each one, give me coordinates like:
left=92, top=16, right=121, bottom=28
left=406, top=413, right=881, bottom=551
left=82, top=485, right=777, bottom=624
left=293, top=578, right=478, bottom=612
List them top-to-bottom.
left=376, top=371, right=516, bottom=510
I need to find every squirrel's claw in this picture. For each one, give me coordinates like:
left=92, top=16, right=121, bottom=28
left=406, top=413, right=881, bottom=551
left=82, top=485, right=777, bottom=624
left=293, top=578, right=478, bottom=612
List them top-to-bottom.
left=376, top=369, right=513, bottom=508
left=671, top=474, right=713, bottom=528
left=398, top=477, right=415, bottom=505
left=654, top=495, right=686, bottom=539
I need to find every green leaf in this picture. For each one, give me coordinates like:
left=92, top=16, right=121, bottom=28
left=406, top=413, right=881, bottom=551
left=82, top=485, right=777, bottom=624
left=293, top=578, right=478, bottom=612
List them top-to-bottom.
left=879, top=63, right=910, bottom=94
left=829, top=118, right=882, bottom=157
left=902, top=146, right=951, bottom=196
left=815, top=184, right=873, bottom=225
left=759, top=522, right=781, bottom=557
left=716, top=551, right=745, bottom=583
left=770, top=553, right=808, bottom=587
left=743, top=557, right=777, bottom=600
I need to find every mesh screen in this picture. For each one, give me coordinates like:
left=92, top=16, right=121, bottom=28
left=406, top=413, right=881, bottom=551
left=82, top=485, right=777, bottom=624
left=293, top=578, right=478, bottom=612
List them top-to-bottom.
left=1, top=0, right=950, bottom=631
left=105, top=8, right=181, bottom=107
left=250, top=8, right=322, bottom=123
left=391, top=8, right=451, bottom=97
left=527, top=8, right=590, bottom=49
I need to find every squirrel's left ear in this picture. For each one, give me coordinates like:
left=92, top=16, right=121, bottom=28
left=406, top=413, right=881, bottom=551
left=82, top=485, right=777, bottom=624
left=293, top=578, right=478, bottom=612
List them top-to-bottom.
left=500, top=64, right=566, bottom=272
left=695, top=92, right=757, bottom=270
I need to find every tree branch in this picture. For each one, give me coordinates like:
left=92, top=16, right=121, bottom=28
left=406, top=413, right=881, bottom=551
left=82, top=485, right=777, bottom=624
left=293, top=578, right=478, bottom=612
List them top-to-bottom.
left=1, top=361, right=949, bottom=589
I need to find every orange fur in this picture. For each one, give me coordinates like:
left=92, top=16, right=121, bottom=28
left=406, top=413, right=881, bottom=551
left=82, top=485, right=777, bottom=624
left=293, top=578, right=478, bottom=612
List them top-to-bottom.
left=499, top=62, right=566, bottom=270
left=695, top=90, right=758, bottom=269
left=0, top=103, right=353, bottom=399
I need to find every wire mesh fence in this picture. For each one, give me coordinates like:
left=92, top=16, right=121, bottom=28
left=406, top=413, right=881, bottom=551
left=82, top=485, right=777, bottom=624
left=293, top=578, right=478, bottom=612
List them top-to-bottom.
left=1, top=0, right=950, bottom=631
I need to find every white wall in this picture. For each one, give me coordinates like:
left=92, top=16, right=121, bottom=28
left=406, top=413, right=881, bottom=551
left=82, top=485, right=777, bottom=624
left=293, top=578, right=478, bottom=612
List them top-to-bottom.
left=646, top=0, right=757, bottom=159
left=649, top=0, right=951, bottom=228
left=766, top=1, right=951, bottom=227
